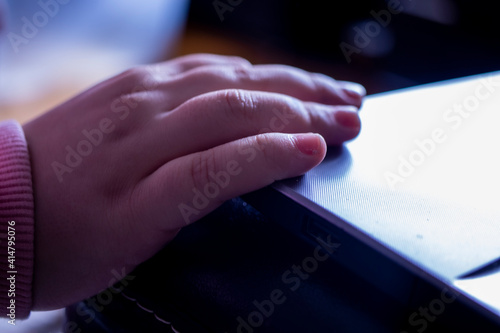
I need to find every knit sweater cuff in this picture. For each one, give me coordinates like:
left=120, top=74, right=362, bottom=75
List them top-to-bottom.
left=0, top=120, right=35, bottom=319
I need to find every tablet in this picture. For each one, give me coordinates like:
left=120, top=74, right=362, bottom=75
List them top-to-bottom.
left=244, top=71, right=500, bottom=330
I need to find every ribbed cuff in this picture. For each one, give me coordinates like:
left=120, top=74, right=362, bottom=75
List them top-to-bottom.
left=0, top=120, right=35, bottom=319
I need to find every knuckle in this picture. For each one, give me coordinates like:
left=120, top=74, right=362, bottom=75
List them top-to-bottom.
left=180, top=53, right=209, bottom=62
left=228, top=55, right=252, bottom=66
left=231, top=64, right=254, bottom=82
left=112, top=66, right=155, bottom=98
left=117, top=66, right=159, bottom=94
left=120, top=66, right=149, bottom=85
left=111, top=67, right=158, bottom=118
left=309, top=72, right=336, bottom=104
left=222, top=89, right=258, bottom=122
left=273, top=97, right=309, bottom=129
left=253, top=134, right=285, bottom=174
left=254, top=134, right=272, bottom=153
left=189, top=150, right=218, bottom=191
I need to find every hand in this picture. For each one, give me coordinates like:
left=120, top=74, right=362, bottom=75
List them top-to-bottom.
left=22, top=53, right=365, bottom=309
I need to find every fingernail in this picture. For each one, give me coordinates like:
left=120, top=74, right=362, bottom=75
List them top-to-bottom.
left=342, top=82, right=366, bottom=99
left=335, top=109, right=361, bottom=129
left=294, top=133, right=323, bottom=155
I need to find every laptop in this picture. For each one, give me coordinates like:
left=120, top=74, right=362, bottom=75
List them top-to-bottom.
left=243, top=71, right=500, bottom=331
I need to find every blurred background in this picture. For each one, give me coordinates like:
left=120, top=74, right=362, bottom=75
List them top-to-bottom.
left=0, top=0, right=190, bottom=123
left=1, top=0, right=500, bottom=124
left=185, top=0, right=500, bottom=92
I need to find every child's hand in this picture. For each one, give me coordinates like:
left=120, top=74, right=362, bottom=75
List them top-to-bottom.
left=22, top=54, right=365, bottom=309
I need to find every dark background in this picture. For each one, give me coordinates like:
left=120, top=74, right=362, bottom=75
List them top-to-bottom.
left=186, top=0, right=500, bottom=94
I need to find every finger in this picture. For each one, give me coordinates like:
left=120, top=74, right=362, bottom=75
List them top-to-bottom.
left=155, top=53, right=252, bottom=77
left=92, top=54, right=252, bottom=99
left=155, top=64, right=365, bottom=110
left=146, top=89, right=360, bottom=164
left=134, top=132, right=327, bottom=232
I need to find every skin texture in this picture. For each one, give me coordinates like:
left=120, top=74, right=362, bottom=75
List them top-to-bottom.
left=21, top=53, right=365, bottom=310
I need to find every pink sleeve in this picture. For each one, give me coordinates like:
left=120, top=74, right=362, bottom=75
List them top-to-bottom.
left=0, top=120, right=35, bottom=319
